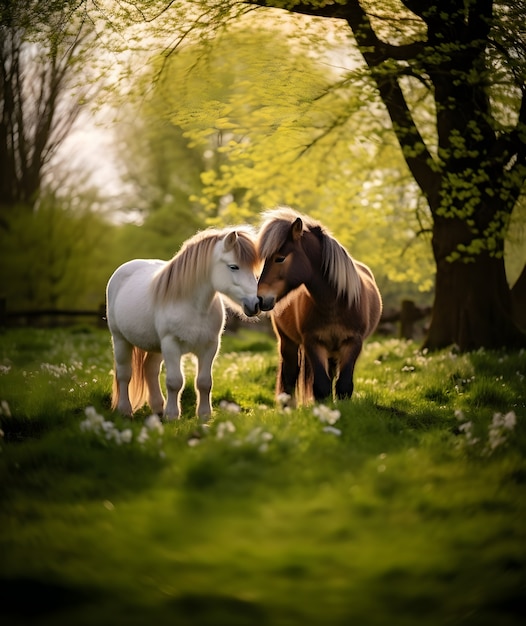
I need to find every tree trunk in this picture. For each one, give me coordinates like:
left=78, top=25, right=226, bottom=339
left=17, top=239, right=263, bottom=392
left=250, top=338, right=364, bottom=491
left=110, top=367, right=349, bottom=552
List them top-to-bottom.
left=424, top=217, right=526, bottom=351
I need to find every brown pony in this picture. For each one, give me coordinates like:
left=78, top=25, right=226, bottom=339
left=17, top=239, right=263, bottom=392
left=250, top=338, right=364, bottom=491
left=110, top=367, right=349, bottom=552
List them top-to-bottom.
left=257, top=207, right=382, bottom=405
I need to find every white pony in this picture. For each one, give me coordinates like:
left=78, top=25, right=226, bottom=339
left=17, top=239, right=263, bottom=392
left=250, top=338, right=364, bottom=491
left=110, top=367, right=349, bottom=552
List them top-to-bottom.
left=106, top=227, right=260, bottom=421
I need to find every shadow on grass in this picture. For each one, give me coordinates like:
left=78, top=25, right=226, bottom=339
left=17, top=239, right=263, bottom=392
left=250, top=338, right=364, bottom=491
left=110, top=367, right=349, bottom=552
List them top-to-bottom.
left=1, top=427, right=166, bottom=506
left=0, top=577, right=105, bottom=620
left=0, top=581, right=270, bottom=626
left=166, top=593, right=269, bottom=626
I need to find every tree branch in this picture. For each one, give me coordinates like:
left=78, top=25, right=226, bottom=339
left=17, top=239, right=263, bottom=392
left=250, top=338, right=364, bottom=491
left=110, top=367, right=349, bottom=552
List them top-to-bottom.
left=246, top=0, right=425, bottom=61
left=244, top=1, right=440, bottom=202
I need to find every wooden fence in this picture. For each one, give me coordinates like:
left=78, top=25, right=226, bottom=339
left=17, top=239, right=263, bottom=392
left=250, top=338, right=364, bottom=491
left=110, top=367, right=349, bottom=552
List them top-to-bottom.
left=0, top=299, right=107, bottom=329
left=378, top=299, right=432, bottom=340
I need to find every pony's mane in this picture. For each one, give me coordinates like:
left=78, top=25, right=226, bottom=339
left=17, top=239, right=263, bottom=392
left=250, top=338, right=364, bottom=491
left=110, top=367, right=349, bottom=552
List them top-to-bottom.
left=258, top=207, right=362, bottom=308
left=152, top=227, right=257, bottom=303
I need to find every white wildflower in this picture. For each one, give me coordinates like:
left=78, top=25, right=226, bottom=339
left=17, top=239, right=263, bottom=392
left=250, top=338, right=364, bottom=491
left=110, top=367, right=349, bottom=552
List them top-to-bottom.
left=40, top=362, right=68, bottom=377
left=277, top=392, right=292, bottom=408
left=0, top=400, right=11, bottom=417
left=219, top=400, right=241, bottom=413
left=313, top=404, right=341, bottom=425
left=80, top=406, right=105, bottom=433
left=485, top=411, right=517, bottom=455
left=502, top=411, right=517, bottom=430
left=144, top=414, right=164, bottom=434
left=101, top=420, right=116, bottom=434
left=216, top=420, right=236, bottom=439
left=458, top=421, right=479, bottom=446
left=245, top=426, right=262, bottom=443
left=322, top=426, right=342, bottom=436
left=137, top=427, right=149, bottom=444
left=245, top=427, right=273, bottom=452
left=246, top=427, right=273, bottom=444
left=487, top=428, right=507, bottom=452
left=120, top=429, right=133, bottom=444
left=111, top=430, right=124, bottom=445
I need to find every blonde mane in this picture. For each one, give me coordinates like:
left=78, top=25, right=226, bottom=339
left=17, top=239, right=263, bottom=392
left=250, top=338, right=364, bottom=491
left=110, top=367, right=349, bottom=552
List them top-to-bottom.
left=258, top=207, right=362, bottom=308
left=152, top=227, right=258, bottom=304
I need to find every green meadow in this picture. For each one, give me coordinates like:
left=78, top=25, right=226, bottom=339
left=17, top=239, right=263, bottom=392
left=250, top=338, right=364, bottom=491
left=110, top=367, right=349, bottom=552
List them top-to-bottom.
left=0, top=326, right=525, bottom=626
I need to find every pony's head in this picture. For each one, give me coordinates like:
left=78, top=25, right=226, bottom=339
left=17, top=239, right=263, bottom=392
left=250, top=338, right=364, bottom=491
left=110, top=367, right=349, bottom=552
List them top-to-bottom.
left=257, top=207, right=361, bottom=311
left=257, top=208, right=316, bottom=311
left=152, top=227, right=260, bottom=316
left=211, top=228, right=261, bottom=317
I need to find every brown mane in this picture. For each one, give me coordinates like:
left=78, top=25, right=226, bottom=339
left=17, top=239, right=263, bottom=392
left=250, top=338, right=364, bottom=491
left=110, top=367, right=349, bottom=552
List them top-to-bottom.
left=258, top=207, right=362, bottom=308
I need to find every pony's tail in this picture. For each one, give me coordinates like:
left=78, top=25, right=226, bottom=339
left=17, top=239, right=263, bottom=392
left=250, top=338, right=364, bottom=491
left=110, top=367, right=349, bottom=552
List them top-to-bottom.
left=111, top=347, right=149, bottom=413
left=128, top=347, right=149, bottom=412
left=111, top=362, right=119, bottom=411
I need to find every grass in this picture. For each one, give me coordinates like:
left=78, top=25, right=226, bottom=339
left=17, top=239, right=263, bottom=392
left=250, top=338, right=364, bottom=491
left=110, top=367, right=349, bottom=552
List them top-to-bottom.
left=0, top=325, right=525, bottom=625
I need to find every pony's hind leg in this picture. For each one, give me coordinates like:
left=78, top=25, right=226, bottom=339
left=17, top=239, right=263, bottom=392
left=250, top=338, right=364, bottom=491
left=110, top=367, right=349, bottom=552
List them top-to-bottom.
left=112, top=335, right=133, bottom=415
left=160, top=336, right=184, bottom=420
left=195, top=341, right=219, bottom=421
left=144, top=352, right=164, bottom=415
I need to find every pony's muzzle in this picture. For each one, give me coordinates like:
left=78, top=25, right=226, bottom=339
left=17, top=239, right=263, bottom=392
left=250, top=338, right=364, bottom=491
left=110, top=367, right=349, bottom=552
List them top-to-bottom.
left=258, top=294, right=276, bottom=312
left=243, top=297, right=261, bottom=317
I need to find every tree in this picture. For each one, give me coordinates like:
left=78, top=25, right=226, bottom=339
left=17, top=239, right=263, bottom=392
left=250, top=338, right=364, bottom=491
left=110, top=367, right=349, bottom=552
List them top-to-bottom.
left=0, top=0, right=96, bottom=225
left=111, top=0, right=525, bottom=350
left=251, top=0, right=526, bottom=350
left=114, top=85, right=207, bottom=257
left=0, top=183, right=113, bottom=310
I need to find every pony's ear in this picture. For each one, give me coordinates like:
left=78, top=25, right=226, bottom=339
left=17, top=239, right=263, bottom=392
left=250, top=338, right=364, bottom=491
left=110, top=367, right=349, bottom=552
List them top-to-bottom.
left=291, top=217, right=303, bottom=241
left=223, top=231, right=238, bottom=252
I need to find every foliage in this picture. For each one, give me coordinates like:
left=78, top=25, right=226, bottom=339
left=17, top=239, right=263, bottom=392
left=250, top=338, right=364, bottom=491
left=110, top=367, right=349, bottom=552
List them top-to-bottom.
left=0, top=0, right=100, bottom=218
left=115, top=23, right=436, bottom=294
left=115, top=99, right=206, bottom=244
left=0, top=187, right=113, bottom=310
left=0, top=327, right=525, bottom=625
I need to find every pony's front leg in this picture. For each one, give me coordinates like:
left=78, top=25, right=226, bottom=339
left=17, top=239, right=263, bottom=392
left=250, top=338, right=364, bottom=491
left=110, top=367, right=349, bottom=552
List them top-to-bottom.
left=277, top=333, right=300, bottom=403
left=161, top=337, right=184, bottom=420
left=195, top=342, right=219, bottom=421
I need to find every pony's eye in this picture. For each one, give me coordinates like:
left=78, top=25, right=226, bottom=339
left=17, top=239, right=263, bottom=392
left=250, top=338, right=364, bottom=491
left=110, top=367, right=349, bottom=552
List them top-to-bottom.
left=275, top=255, right=286, bottom=264
left=228, top=264, right=239, bottom=271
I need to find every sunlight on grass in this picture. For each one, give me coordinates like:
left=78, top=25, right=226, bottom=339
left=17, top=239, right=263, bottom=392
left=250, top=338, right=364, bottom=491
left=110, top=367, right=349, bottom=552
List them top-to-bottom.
left=0, top=328, right=525, bottom=625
